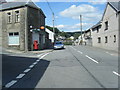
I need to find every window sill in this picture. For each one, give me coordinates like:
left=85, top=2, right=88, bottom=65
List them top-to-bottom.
left=8, top=45, right=20, bottom=46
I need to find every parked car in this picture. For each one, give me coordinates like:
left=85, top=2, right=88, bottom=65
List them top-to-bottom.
left=54, top=41, right=64, bottom=49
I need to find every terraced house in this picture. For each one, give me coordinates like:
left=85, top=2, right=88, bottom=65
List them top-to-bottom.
left=0, top=0, right=46, bottom=51
left=84, top=2, right=120, bottom=52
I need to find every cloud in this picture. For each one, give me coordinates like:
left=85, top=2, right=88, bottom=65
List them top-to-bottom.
left=6, top=0, right=13, bottom=1
left=89, top=0, right=106, bottom=5
left=60, top=4, right=103, bottom=23
left=60, top=4, right=96, bottom=17
left=55, top=22, right=93, bottom=32
left=73, top=23, right=93, bottom=29
left=56, top=25, right=66, bottom=28
left=66, top=29, right=81, bottom=32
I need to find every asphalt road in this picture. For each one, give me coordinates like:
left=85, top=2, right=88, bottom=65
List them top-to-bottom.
left=2, top=45, right=119, bottom=89
left=2, top=54, right=50, bottom=89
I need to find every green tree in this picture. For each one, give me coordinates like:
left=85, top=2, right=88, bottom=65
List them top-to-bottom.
left=46, top=25, right=60, bottom=36
left=73, top=33, right=81, bottom=40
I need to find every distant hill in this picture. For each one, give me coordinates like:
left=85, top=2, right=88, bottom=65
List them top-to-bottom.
left=46, top=25, right=83, bottom=39
left=66, top=31, right=82, bottom=36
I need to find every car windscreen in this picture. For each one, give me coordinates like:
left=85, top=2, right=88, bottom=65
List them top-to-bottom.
left=55, top=42, right=62, bottom=44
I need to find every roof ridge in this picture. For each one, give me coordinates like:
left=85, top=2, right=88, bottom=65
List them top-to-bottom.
left=109, top=2, right=120, bottom=12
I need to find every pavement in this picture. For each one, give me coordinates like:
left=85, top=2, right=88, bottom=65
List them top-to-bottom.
left=1, top=47, right=53, bottom=58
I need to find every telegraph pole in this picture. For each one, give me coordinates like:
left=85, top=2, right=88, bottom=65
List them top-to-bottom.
left=46, top=0, right=55, bottom=42
left=52, top=12, right=55, bottom=42
left=80, top=15, right=82, bottom=45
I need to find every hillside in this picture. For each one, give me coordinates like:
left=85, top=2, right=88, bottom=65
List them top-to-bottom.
left=46, top=25, right=83, bottom=39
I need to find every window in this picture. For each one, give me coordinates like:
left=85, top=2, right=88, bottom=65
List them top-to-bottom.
left=15, top=11, right=20, bottom=22
left=7, top=12, right=12, bottom=23
left=105, top=21, right=108, bottom=30
left=97, top=27, right=99, bottom=33
left=8, top=32, right=19, bottom=45
left=14, top=32, right=19, bottom=35
left=9, top=33, right=13, bottom=36
left=114, top=35, right=116, bottom=43
left=105, top=36, right=108, bottom=43
left=98, top=37, right=101, bottom=43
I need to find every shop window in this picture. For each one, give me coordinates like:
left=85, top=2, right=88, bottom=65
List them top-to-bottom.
left=8, top=32, right=19, bottom=45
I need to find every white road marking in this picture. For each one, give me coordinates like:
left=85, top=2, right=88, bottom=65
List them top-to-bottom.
left=77, top=51, right=83, bottom=54
left=5, top=52, right=51, bottom=88
left=106, top=52, right=116, bottom=56
left=40, top=53, right=50, bottom=59
left=85, top=55, right=99, bottom=64
left=36, top=59, right=40, bottom=62
left=33, top=62, right=38, bottom=65
left=29, top=65, right=35, bottom=68
left=24, top=69, right=31, bottom=73
left=113, top=71, right=120, bottom=76
left=16, top=74, right=25, bottom=79
left=5, top=80, right=17, bottom=88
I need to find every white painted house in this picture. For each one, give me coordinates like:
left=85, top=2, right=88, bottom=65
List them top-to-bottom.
left=91, top=2, right=120, bottom=51
left=45, top=28, right=54, bottom=43
left=70, top=36, right=74, bottom=40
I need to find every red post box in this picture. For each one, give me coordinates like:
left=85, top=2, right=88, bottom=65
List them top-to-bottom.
left=33, top=40, right=38, bottom=50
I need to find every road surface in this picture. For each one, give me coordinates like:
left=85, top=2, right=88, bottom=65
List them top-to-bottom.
left=2, top=45, right=119, bottom=89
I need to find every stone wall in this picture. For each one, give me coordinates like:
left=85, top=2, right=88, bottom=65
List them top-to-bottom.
left=1, top=5, right=46, bottom=51
left=27, top=6, right=46, bottom=50
left=1, top=7, right=26, bottom=50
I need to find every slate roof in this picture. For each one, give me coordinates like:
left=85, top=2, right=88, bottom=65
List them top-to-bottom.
left=0, top=0, right=41, bottom=11
left=0, top=0, right=7, bottom=4
left=0, top=0, right=46, bottom=17
left=109, top=2, right=120, bottom=12
left=91, top=20, right=102, bottom=29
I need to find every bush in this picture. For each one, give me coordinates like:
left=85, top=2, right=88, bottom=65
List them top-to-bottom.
left=63, top=42, right=73, bottom=45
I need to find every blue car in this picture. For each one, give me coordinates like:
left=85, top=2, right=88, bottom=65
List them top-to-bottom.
left=54, top=41, right=64, bottom=49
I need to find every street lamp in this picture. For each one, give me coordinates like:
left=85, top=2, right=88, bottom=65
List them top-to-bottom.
left=30, top=25, right=44, bottom=32
left=30, top=25, right=33, bottom=28
left=30, top=25, right=33, bottom=32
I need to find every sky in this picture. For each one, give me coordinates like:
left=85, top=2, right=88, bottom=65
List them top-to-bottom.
left=6, top=0, right=106, bottom=32
left=36, top=2, right=106, bottom=32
